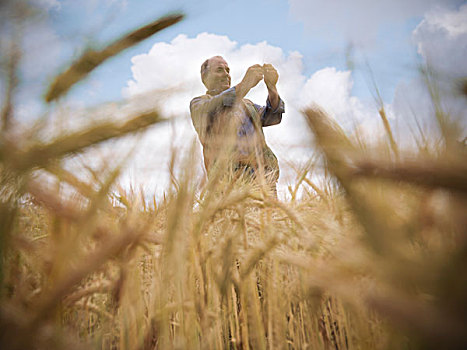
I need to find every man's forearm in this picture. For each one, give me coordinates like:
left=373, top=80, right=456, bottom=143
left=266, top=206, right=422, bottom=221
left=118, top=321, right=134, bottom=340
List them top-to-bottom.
left=236, top=64, right=264, bottom=100
left=235, top=81, right=249, bottom=100
left=266, top=84, right=279, bottom=110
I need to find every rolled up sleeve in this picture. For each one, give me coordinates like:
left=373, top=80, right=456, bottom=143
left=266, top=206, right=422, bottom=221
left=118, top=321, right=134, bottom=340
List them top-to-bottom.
left=257, top=96, right=285, bottom=127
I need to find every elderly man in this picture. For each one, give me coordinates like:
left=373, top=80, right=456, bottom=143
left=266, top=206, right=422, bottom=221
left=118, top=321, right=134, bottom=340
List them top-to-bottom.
left=190, top=56, right=284, bottom=191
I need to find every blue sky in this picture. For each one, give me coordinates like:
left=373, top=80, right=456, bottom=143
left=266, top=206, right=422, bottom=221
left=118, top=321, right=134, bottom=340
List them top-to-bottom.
left=5, top=0, right=467, bottom=197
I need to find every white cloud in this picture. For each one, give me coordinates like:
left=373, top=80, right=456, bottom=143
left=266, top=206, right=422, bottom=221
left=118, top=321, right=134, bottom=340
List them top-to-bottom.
left=288, top=0, right=463, bottom=46
left=413, top=3, right=467, bottom=77
left=392, top=4, right=467, bottom=144
left=123, top=32, right=377, bottom=195
left=299, top=67, right=372, bottom=123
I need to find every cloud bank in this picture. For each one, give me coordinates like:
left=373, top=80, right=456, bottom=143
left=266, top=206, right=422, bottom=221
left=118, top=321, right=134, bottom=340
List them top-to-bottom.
left=413, top=3, right=467, bottom=76
left=392, top=4, right=467, bottom=142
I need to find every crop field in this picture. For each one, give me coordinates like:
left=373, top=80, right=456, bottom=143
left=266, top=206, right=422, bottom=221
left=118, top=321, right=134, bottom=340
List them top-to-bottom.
left=1, top=5, right=466, bottom=350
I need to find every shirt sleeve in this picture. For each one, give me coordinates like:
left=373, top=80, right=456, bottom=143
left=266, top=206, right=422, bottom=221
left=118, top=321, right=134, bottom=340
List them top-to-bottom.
left=189, top=87, right=237, bottom=142
left=190, top=87, right=236, bottom=114
left=255, top=96, right=285, bottom=127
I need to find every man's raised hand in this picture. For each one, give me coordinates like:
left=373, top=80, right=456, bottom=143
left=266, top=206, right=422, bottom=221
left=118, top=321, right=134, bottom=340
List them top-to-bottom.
left=262, top=63, right=280, bottom=109
left=236, top=64, right=264, bottom=98
left=262, top=64, right=278, bottom=88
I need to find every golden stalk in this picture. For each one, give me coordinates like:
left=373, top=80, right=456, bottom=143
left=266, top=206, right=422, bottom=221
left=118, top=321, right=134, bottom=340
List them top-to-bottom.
left=45, top=14, right=184, bottom=102
left=378, top=107, right=399, bottom=157
left=5, top=110, right=163, bottom=172
left=351, top=156, right=467, bottom=193
left=44, top=162, right=96, bottom=198
left=26, top=179, right=84, bottom=221
left=29, top=221, right=149, bottom=327
left=63, top=281, right=114, bottom=306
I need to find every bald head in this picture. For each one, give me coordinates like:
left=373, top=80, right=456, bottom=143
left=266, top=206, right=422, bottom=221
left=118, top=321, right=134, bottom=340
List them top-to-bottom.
left=200, top=56, right=231, bottom=92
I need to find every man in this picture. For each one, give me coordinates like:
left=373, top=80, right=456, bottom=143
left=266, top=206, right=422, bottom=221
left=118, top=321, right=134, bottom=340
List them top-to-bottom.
left=190, top=56, right=285, bottom=191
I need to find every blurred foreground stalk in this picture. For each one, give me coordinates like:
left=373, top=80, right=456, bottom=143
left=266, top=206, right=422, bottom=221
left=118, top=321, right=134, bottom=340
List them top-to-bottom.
left=0, top=6, right=182, bottom=349
left=45, top=14, right=183, bottom=102
left=304, top=106, right=467, bottom=349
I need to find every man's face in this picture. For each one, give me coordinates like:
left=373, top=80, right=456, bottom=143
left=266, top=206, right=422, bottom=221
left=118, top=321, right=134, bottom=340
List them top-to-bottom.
left=205, top=57, right=231, bottom=92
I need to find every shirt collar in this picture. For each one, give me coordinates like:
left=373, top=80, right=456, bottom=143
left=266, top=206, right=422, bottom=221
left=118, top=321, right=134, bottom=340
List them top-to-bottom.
left=206, top=86, right=232, bottom=96
left=206, top=89, right=220, bottom=96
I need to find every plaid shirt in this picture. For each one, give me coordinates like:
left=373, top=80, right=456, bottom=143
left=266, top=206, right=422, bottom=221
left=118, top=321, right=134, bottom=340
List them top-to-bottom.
left=190, top=86, right=285, bottom=181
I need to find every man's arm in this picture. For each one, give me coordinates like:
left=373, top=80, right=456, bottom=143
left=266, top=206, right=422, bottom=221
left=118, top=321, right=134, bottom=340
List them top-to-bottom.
left=190, top=63, right=263, bottom=139
left=235, top=64, right=264, bottom=100
left=260, top=64, right=284, bottom=126
left=263, top=64, right=280, bottom=109
left=266, top=84, right=280, bottom=110
left=190, top=87, right=236, bottom=116
left=190, top=88, right=237, bottom=141
left=253, top=96, right=285, bottom=127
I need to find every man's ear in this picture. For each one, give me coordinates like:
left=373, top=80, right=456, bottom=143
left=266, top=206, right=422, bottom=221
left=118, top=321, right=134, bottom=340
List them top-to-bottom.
left=201, top=73, right=209, bottom=89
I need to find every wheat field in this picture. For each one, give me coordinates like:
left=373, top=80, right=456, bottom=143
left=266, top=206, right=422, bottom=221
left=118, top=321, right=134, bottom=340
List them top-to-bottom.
left=1, top=4, right=466, bottom=350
